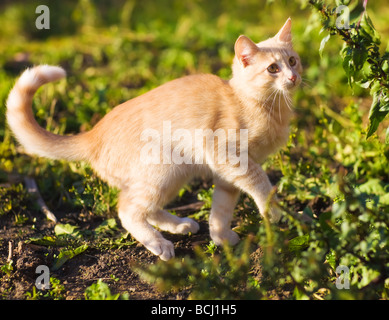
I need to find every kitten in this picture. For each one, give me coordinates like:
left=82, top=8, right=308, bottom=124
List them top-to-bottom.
left=6, top=18, right=302, bottom=260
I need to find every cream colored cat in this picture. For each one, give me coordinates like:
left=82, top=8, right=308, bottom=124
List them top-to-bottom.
left=6, top=18, right=302, bottom=260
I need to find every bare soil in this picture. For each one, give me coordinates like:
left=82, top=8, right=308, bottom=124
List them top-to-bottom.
left=0, top=175, right=320, bottom=300
left=0, top=203, right=215, bottom=300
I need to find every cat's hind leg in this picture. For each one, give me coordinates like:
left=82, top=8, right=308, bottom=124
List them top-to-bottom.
left=209, top=179, right=240, bottom=246
left=118, top=189, right=175, bottom=261
left=147, top=209, right=199, bottom=235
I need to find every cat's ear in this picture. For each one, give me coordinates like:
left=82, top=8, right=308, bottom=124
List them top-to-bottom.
left=275, top=18, right=292, bottom=43
left=234, top=35, right=259, bottom=67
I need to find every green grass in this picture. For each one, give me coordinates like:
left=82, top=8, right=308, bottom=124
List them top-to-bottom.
left=1, top=0, right=388, bottom=300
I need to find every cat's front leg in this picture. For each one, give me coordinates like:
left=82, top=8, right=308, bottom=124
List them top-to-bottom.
left=213, top=157, right=282, bottom=224
left=235, top=158, right=282, bottom=223
left=209, top=179, right=240, bottom=246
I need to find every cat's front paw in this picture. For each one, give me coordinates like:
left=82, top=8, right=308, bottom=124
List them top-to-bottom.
left=268, top=206, right=282, bottom=223
left=210, top=229, right=240, bottom=246
left=143, top=238, right=175, bottom=261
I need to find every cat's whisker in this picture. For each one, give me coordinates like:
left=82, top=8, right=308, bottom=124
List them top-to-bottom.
left=301, top=77, right=313, bottom=84
left=301, top=78, right=313, bottom=89
left=261, top=87, right=278, bottom=107
left=263, top=89, right=280, bottom=127
left=268, top=89, right=280, bottom=127
left=282, top=91, right=293, bottom=111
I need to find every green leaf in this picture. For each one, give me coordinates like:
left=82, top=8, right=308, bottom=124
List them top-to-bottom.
left=359, top=13, right=380, bottom=45
left=319, top=34, right=331, bottom=58
left=341, top=47, right=354, bottom=87
left=352, top=48, right=368, bottom=71
left=382, top=60, right=389, bottom=73
left=357, top=80, right=371, bottom=89
left=369, top=80, right=381, bottom=95
left=367, top=92, right=389, bottom=138
left=379, top=102, right=389, bottom=112
left=358, top=178, right=385, bottom=195
left=332, top=201, right=346, bottom=218
left=94, top=218, right=118, bottom=236
left=54, top=223, right=82, bottom=238
left=288, top=234, right=310, bottom=253
left=28, top=236, right=67, bottom=247
left=52, top=244, right=89, bottom=271
left=325, top=249, right=337, bottom=270
left=293, top=286, right=309, bottom=300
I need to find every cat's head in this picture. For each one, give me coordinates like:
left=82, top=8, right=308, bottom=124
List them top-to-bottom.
left=231, top=18, right=302, bottom=103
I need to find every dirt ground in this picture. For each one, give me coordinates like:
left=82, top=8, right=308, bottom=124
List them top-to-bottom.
left=1, top=170, right=310, bottom=301
left=0, top=176, right=265, bottom=300
left=0, top=204, right=210, bottom=300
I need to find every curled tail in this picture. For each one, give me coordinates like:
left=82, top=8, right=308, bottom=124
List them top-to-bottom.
left=6, top=65, right=90, bottom=161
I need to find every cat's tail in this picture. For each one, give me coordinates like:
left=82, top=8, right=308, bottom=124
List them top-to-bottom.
left=6, top=65, right=90, bottom=161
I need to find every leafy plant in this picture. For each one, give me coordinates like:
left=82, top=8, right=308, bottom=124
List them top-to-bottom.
left=309, top=0, right=389, bottom=141
left=69, top=168, right=119, bottom=216
left=138, top=171, right=388, bottom=300
left=0, top=184, right=36, bottom=216
left=188, top=186, right=214, bottom=220
left=136, top=236, right=260, bottom=299
left=1, top=261, right=13, bottom=276
left=25, top=277, right=65, bottom=300
left=47, top=277, right=66, bottom=300
left=84, top=279, right=128, bottom=300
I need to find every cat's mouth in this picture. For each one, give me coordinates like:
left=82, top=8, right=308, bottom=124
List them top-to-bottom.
left=284, top=79, right=300, bottom=90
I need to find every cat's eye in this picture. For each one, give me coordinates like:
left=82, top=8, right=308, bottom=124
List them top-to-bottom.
left=289, top=56, right=297, bottom=66
left=267, top=64, right=280, bottom=73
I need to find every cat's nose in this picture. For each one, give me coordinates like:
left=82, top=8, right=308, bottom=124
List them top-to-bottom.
left=288, top=74, right=297, bottom=83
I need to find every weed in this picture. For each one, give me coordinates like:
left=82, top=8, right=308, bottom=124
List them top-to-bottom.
left=188, top=186, right=214, bottom=221
left=1, top=261, right=13, bottom=276
left=25, top=277, right=65, bottom=300
left=84, top=279, right=128, bottom=300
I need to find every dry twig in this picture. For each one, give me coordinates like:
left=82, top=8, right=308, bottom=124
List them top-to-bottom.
left=24, top=176, right=57, bottom=223
left=7, top=241, right=13, bottom=262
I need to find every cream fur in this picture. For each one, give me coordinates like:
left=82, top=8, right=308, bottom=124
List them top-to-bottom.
left=6, top=19, right=302, bottom=260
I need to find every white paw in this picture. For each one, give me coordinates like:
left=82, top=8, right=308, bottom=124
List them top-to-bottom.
left=174, top=218, right=200, bottom=234
left=210, top=229, right=240, bottom=246
left=143, top=238, right=175, bottom=261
